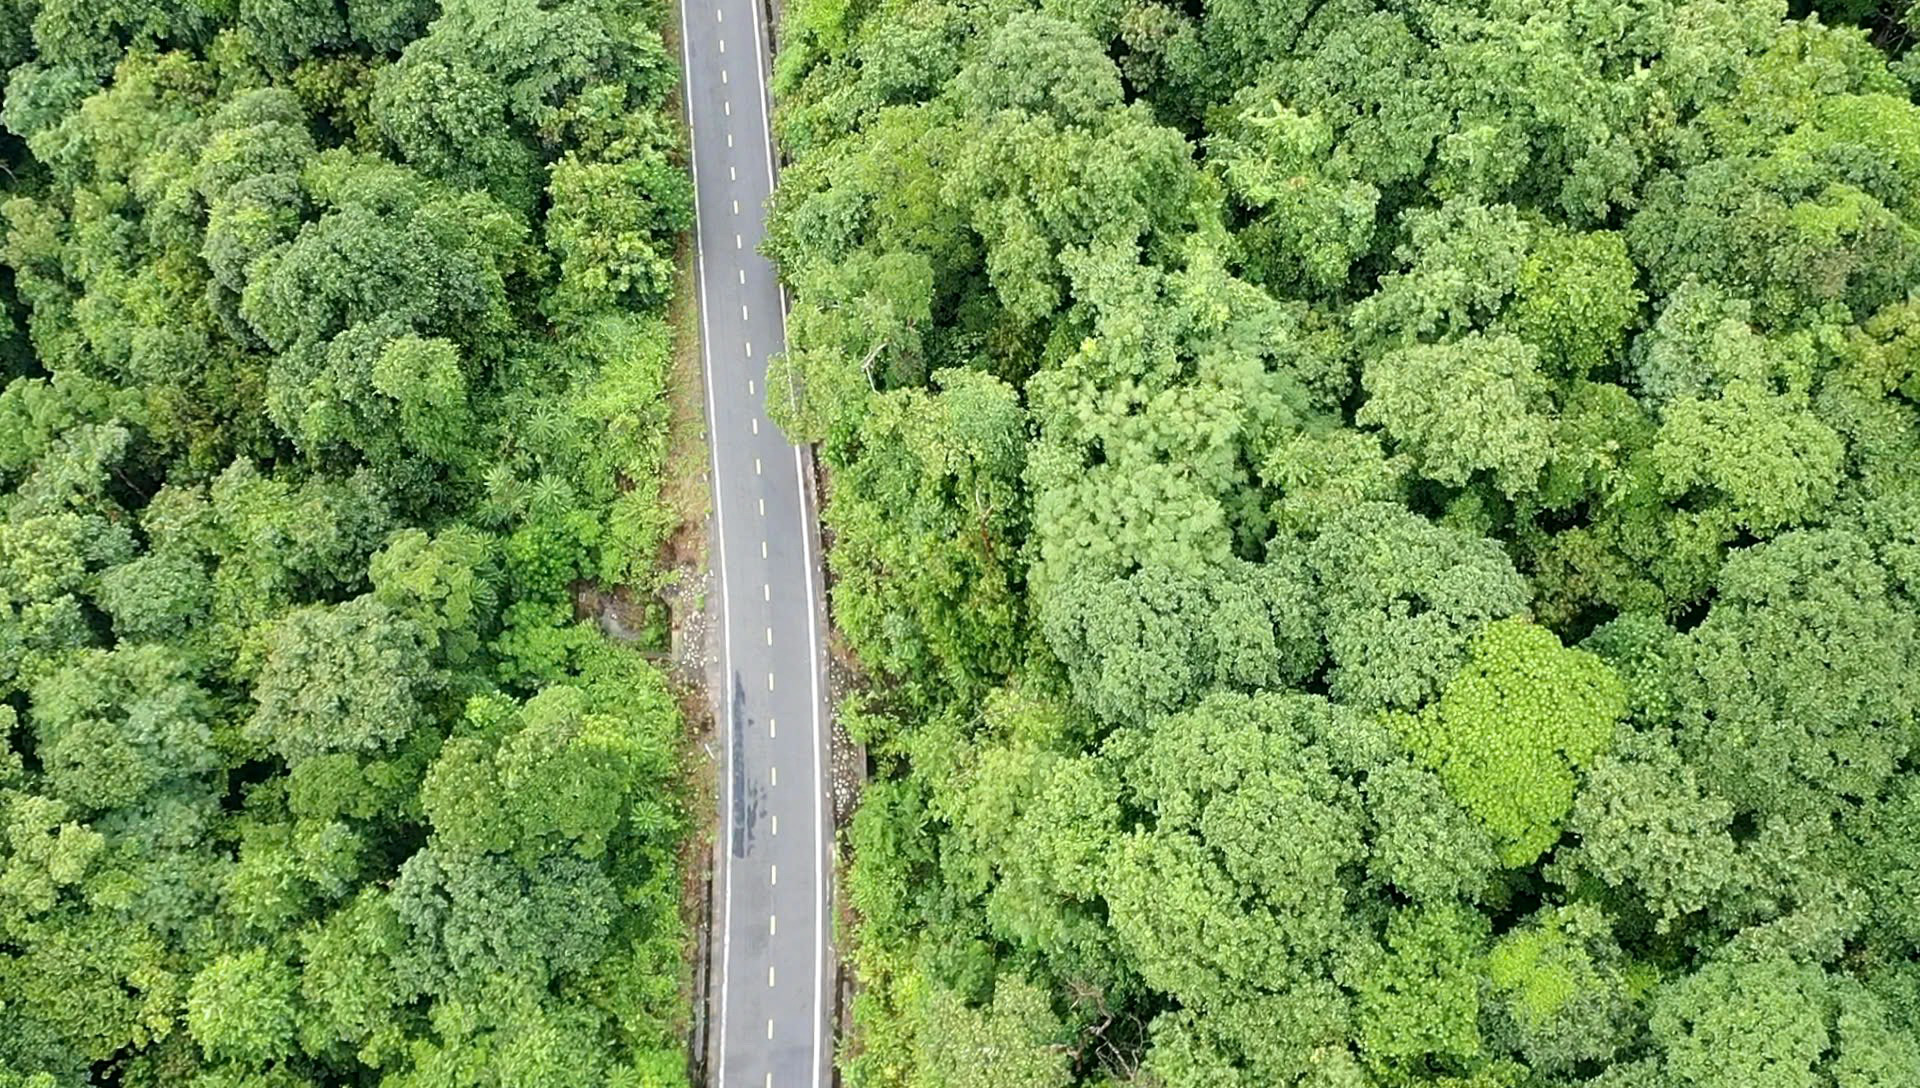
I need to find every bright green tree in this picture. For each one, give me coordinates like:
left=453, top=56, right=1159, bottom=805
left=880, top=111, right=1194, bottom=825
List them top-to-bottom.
left=1396, top=619, right=1626, bottom=867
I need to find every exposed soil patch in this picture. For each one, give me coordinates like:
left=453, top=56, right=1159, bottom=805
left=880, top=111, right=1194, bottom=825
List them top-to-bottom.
left=662, top=232, right=712, bottom=576
left=574, top=582, right=672, bottom=652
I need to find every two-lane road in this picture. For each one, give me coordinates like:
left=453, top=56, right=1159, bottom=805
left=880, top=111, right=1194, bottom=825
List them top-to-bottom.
left=678, top=2, right=834, bottom=1086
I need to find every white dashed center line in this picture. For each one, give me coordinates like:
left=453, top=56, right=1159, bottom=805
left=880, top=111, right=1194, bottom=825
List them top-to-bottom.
left=718, top=37, right=725, bottom=52
left=722, top=69, right=729, bottom=84
left=725, top=101, right=732, bottom=116
left=751, top=417, right=759, bottom=434
left=754, top=457, right=761, bottom=475
left=758, top=496, right=765, bottom=515
left=760, top=540, right=767, bottom=558
left=766, top=627, right=773, bottom=645
left=769, top=717, right=776, bottom=738
left=772, top=814, right=779, bottom=835
left=770, top=914, right=777, bottom=935
left=768, top=965, right=775, bottom=986
left=767, top=1019, right=774, bottom=1040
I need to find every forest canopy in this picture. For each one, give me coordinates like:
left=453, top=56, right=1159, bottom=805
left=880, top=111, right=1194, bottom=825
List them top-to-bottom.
left=0, top=0, right=696, bottom=1085
left=764, top=0, right=1920, bottom=1086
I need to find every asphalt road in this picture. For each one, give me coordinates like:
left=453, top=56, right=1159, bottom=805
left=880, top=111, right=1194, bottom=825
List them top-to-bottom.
left=677, top=2, right=834, bottom=1087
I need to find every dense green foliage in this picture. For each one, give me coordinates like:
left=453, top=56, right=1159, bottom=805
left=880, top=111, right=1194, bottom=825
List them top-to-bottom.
left=766, top=0, right=1920, bottom=1085
left=0, top=1, right=695, bottom=1084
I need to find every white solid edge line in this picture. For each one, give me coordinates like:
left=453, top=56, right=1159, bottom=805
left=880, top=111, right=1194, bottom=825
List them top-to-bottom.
left=748, top=3, right=779, bottom=212
left=751, top=4, right=822, bottom=1081
left=748, top=5, right=796, bottom=330
left=677, top=9, right=737, bottom=1088
left=795, top=441, right=825, bottom=1088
